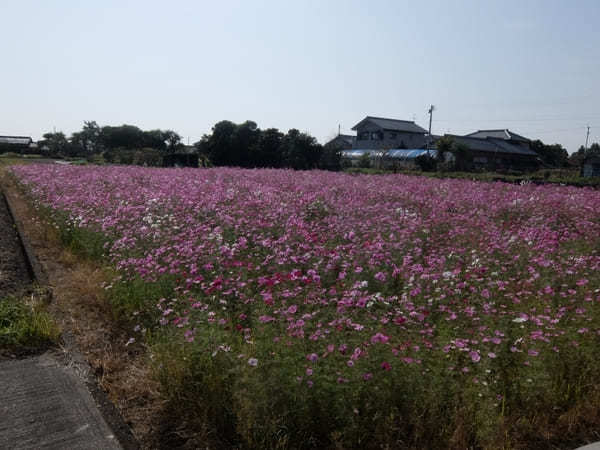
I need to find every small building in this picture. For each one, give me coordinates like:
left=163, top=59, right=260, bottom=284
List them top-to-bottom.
left=351, top=116, right=428, bottom=149
left=441, top=130, right=540, bottom=171
left=325, top=134, right=355, bottom=150
left=0, top=135, right=33, bottom=153
left=582, top=155, right=600, bottom=177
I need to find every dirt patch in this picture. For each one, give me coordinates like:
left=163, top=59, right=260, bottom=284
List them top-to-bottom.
left=0, top=170, right=172, bottom=449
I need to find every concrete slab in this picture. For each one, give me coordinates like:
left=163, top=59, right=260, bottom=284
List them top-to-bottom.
left=0, top=353, right=121, bottom=450
left=576, top=443, right=600, bottom=450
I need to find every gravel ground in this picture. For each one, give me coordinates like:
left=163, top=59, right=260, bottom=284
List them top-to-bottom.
left=0, top=193, right=31, bottom=297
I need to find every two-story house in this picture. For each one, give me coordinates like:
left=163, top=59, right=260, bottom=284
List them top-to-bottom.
left=351, top=116, right=428, bottom=149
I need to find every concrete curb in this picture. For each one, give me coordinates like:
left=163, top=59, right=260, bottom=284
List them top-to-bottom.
left=1, top=190, right=50, bottom=288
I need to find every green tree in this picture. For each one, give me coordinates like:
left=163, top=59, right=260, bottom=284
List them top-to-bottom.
left=196, top=120, right=237, bottom=166
left=70, top=121, right=103, bottom=157
left=100, top=124, right=145, bottom=150
left=251, top=128, right=284, bottom=167
left=280, top=129, right=323, bottom=170
left=163, top=130, right=183, bottom=153
left=40, top=132, right=70, bottom=157
left=434, top=136, right=472, bottom=171
left=530, top=140, right=568, bottom=167
left=319, top=143, right=342, bottom=171
left=568, top=143, right=600, bottom=166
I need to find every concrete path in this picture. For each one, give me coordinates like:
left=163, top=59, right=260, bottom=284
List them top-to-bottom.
left=0, top=353, right=122, bottom=449
left=577, top=443, right=600, bottom=450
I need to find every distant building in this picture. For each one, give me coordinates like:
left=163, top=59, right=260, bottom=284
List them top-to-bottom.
left=335, top=116, right=540, bottom=171
left=351, top=116, right=428, bottom=149
left=440, top=130, right=540, bottom=171
left=325, top=134, right=355, bottom=150
left=0, top=135, right=33, bottom=153
left=582, top=155, right=600, bottom=177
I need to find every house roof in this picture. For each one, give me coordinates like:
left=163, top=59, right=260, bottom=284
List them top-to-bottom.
left=351, top=116, right=427, bottom=134
left=465, top=129, right=530, bottom=143
left=325, top=134, right=355, bottom=147
left=336, top=134, right=356, bottom=144
left=0, top=135, right=33, bottom=145
left=444, top=135, right=538, bottom=156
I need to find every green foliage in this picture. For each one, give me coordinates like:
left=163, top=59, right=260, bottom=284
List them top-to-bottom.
left=196, top=120, right=325, bottom=170
left=38, top=122, right=185, bottom=162
left=280, top=128, right=322, bottom=170
left=40, top=131, right=70, bottom=157
left=435, top=136, right=472, bottom=171
left=530, top=139, right=569, bottom=168
left=569, top=142, right=600, bottom=166
left=319, top=145, right=342, bottom=171
left=103, top=147, right=163, bottom=166
left=357, top=152, right=371, bottom=169
left=415, top=153, right=437, bottom=171
left=56, top=218, right=108, bottom=260
left=105, top=274, right=178, bottom=324
left=0, top=295, right=59, bottom=351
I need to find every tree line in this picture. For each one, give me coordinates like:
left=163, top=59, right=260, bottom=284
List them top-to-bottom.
left=30, top=120, right=598, bottom=171
left=36, top=120, right=341, bottom=170
left=195, top=120, right=340, bottom=170
left=39, top=121, right=183, bottom=165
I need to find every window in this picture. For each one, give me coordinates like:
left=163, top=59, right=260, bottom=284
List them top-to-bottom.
left=358, top=131, right=370, bottom=140
left=371, top=131, right=383, bottom=141
left=389, top=132, right=397, bottom=140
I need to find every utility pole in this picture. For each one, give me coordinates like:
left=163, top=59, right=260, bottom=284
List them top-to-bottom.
left=427, top=105, right=435, bottom=151
left=338, top=124, right=341, bottom=136
left=585, top=125, right=590, bottom=150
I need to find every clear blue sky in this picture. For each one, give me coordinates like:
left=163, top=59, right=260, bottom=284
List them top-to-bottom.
left=1, top=0, right=599, bottom=152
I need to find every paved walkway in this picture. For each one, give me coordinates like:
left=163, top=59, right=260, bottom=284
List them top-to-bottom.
left=0, top=353, right=122, bottom=449
left=577, top=443, right=600, bottom=450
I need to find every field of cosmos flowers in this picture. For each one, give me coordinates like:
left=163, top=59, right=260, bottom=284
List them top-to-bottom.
left=10, top=164, right=600, bottom=448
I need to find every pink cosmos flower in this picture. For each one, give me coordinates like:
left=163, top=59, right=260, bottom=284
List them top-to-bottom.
left=370, top=332, right=390, bottom=344
left=469, top=351, right=481, bottom=363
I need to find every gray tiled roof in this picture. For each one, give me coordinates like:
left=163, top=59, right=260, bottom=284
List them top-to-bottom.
left=352, top=116, right=427, bottom=134
left=465, top=129, right=530, bottom=143
left=445, top=135, right=538, bottom=156
left=0, top=136, right=32, bottom=145
left=488, top=138, right=538, bottom=156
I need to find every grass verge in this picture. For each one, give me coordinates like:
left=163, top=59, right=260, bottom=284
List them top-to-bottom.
left=0, top=290, right=59, bottom=355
